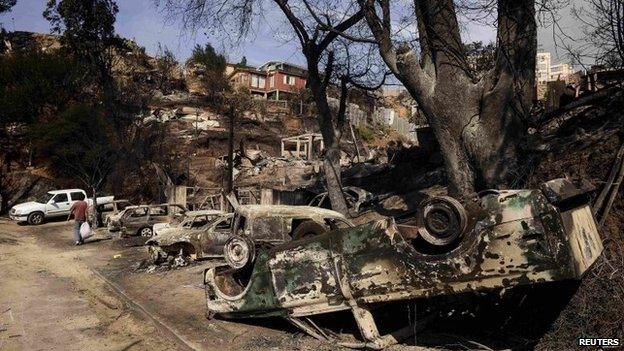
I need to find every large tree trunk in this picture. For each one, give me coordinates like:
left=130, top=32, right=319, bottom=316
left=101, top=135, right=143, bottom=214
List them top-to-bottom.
left=362, top=0, right=536, bottom=198
left=306, top=57, right=350, bottom=215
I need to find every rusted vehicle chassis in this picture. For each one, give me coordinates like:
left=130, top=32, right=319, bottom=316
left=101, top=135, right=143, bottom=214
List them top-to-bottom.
left=204, top=180, right=602, bottom=349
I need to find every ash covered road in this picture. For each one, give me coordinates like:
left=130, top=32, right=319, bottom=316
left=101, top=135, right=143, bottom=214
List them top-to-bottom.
left=0, top=219, right=336, bottom=351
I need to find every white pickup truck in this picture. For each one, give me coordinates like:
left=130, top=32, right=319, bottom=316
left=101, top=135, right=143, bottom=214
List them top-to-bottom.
left=9, top=189, right=114, bottom=225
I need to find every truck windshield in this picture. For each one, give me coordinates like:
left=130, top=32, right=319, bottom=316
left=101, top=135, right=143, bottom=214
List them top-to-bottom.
left=36, top=193, right=55, bottom=204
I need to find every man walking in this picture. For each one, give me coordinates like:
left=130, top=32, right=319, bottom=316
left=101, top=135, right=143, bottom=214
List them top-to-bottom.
left=68, top=193, right=88, bottom=245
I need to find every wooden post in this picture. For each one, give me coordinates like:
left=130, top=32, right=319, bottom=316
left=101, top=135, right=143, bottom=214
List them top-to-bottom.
left=308, top=135, right=313, bottom=160
left=296, top=139, right=301, bottom=159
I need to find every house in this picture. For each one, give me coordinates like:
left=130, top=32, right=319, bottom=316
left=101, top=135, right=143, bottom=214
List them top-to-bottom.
left=226, top=61, right=308, bottom=100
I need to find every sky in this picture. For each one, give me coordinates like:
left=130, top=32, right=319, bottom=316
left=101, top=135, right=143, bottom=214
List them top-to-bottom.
left=1, top=0, right=588, bottom=67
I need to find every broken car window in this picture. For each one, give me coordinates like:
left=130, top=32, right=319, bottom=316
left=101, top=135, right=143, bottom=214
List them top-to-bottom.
left=149, top=206, right=167, bottom=216
left=131, top=208, right=148, bottom=217
left=192, top=215, right=209, bottom=228
left=215, top=217, right=233, bottom=230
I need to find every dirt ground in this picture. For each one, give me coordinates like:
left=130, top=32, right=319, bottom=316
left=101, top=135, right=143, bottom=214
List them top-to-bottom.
left=1, top=219, right=445, bottom=351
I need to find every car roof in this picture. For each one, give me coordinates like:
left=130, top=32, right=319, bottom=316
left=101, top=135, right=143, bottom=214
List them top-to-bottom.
left=49, top=189, right=83, bottom=194
left=237, top=205, right=346, bottom=219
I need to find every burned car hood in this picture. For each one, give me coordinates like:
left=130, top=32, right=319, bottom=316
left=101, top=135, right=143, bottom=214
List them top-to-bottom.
left=146, top=227, right=193, bottom=245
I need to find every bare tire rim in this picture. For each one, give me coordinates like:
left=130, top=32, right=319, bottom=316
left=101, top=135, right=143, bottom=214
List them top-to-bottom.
left=418, top=196, right=468, bottom=246
left=141, top=228, right=153, bottom=237
left=224, top=237, right=251, bottom=270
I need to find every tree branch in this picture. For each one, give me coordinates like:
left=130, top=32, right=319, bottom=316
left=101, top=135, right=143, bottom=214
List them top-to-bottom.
left=273, top=0, right=310, bottom=46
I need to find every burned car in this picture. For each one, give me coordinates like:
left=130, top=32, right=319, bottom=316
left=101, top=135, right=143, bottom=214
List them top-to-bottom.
left=203, top=179, right=602, bottom=349
left=91, top=199, right=133, bottom=227
left=108, top=204, right=186, bottom=237
left=147, top=205, right=353, bottom=265
left=151, top=209, right=223, bottom=236
left=146, top=210, right=230, bottom=262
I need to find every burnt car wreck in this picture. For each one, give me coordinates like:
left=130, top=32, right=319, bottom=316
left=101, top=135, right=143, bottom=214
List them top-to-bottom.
left=203, top=179, right=603, bottom=349
left=146, top=205, right=353, bottom=266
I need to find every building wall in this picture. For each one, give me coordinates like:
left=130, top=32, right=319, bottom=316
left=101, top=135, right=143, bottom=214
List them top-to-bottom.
left=536, top=53, right=551, bottom=83
left=549, top=63, right=573, bottom=82
left=267, top=71, right=306, bottom=94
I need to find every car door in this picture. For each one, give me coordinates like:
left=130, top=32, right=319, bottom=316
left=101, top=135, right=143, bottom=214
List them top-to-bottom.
left=46, top=193, right=71, bottom=216
left=148, top=205, right=168, bottom=226
left=124, top=207, right=149, bottom=233
left=200, top=215, right=233, bottom=255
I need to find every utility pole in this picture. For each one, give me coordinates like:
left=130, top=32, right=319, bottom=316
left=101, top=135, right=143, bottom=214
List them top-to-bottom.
left=226, top=106, right=235, bottom=194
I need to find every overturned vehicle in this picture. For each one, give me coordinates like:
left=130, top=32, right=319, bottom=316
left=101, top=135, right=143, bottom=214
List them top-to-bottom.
left=203, top=179, right=603, bottom=349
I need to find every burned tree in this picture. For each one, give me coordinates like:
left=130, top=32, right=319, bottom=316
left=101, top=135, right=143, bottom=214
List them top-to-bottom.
left=156, top=0, right=385, bottom=215
left=359, top=0, right=537, bottom=198
left=573, top=0, right=624, bottom=66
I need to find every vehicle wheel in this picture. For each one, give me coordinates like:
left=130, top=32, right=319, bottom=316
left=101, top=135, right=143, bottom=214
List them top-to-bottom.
left=417, top=196, right=468, bottom=246
left=27, top=212, right=45, bottom=225
left=291, top=220, right=327, bottom=240
left=139, top=227, right=153, bottom=237
left=224, top=236, right=255, bottom=270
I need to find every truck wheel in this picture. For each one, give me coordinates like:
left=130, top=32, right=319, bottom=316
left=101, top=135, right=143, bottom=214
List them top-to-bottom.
left=27, top=212, right=45, bottom=225
left=292, top=220, right=327, bottom=240
left=139, top=227, right=153, bottom=237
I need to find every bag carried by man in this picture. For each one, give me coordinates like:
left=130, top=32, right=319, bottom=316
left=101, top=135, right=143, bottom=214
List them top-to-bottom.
left=80, top=222, right=94, bottom=240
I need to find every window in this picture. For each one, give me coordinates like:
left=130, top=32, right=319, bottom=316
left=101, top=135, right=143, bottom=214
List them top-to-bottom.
left=251, top=75, right=265, bottom=88
left=270, top=75, right=275, bottom=88
left=283, top=75, right=295, bottom=86
left=69, top=192, right=84, bottom=201
left=53, top=193, right=68, bottom=203
left=170, top=205, right=186, bottom=215
left=149, top=206, right=167, bottom=216
left=130, top=208, right=148, bottom=218
left=191, top=215, right=209, bottom=228
left=234, top=215, right=247, bottom=236
left=215, top=217, right=233, bottom=230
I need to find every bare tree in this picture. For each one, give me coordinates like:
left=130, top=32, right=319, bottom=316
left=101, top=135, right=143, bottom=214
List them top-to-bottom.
left=156, top=0, right=385, bottom=215
left=358, top=0, right=537, bottom=198
left=572, top=0, right=624, bottom=67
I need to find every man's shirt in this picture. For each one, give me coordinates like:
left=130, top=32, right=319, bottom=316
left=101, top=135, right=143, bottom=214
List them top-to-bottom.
left=70, top=200, right=88, bottom=221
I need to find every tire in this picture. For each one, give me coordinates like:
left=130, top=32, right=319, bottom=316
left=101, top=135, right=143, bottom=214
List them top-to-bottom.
left=417, top=196, right=468, bottom=246
left=27, top=212, right=45, bottom=225
left=291, top=220, right=327, bottom=240
left=139, top=227, right=153, bottom=237
left=224, top=236, right=255, bottom=270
